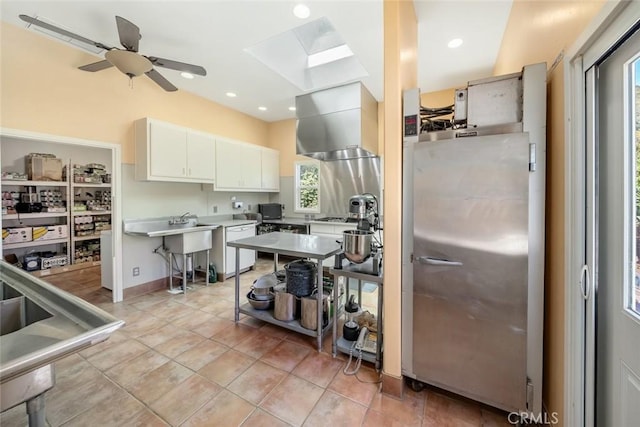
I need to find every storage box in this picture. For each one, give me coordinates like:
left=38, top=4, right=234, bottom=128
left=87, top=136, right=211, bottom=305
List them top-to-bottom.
left=27, top=157, right=63, bottom=181
left=32, top=225, right=68, bottom=241
left=2, top=227, right=33, bottom=244
left=23, top=253, right=40, bottom=271
left=41, top=254, right=68, bottom=269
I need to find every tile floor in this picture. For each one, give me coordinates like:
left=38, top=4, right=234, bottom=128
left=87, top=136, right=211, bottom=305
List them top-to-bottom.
left=1, top=259, right=512, bottom=427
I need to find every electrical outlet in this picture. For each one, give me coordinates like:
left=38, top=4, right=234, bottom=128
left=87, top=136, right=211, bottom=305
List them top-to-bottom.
left=248, top=204, right=251, bottom=210
left=212, top=205, right=218, bottom=213
left=133, top=267, right=140, bottom=277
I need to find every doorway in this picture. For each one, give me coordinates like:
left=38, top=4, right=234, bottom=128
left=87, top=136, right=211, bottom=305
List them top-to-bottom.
left=566, top=3, right=640, bottom=425
left=592, top=24, right=640, bottom=426
left=0, top=128, right=123, bottom=303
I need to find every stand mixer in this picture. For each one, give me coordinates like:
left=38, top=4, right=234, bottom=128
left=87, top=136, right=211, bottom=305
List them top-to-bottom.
left=334, top=193, right=382, bottom=275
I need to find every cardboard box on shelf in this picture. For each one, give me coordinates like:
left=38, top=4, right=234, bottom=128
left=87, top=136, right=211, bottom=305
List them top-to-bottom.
left=27, top=156, right=63, bottom=181
left=32, top=225, right=68, bottom=241
left=2, top=227, right=33, bottom=244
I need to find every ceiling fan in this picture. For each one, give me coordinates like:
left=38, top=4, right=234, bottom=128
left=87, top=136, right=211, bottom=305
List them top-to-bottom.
left=19, top=14, right=206, bottom=92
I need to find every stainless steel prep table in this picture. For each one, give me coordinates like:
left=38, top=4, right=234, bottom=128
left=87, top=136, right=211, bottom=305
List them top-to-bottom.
left=227, top=232, right=342, bottom=351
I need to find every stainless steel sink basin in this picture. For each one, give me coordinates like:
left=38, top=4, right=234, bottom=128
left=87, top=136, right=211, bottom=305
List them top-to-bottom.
left=164, top=228, right=213, bottom=254
left=0, top=261, right=124, bottom=423
left=0, top=283, right=53, bottom=336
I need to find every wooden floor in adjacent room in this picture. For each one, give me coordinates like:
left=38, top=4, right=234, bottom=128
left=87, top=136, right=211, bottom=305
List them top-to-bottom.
left=42, top=265, right=112, bottom=305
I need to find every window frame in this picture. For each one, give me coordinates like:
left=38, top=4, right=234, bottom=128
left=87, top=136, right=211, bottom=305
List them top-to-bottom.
left=294, top=160, right=321, bottom=213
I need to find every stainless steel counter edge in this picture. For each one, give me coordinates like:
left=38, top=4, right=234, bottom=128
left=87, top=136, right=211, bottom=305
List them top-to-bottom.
left=123, top=217, right=221, bottom=237
left=200, top=219, right=257, bottom=228
left=227, top=232, right=342, bottom=259
left=0, top=262, right=125, bottom=382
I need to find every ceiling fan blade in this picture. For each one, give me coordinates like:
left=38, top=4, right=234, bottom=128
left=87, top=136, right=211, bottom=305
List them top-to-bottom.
left=19, top=14, right=112, bottom=50
left=115, top=16, right=140, bottom=52
left=147, top=56, right=206, bottom=76
left=78, top=60, right=114, bottom=72
left=145, top=68, right=177, bottom=92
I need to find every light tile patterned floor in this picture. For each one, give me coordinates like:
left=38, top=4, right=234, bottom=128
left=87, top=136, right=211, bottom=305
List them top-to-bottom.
left=1, top=259, right=511, bottom=426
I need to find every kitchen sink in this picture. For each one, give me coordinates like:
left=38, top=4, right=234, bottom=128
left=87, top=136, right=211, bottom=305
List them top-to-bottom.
left=164, top=228, right=213, bottom=254
left=0, top=261, right=124, bottom=425
left=1, top=288, right=53, bottom=337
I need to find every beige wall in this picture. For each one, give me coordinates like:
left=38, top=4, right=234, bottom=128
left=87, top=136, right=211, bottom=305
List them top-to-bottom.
left=382, top=0, right=417, bottom=379
left=493, top=0, right=604, bottom=423
left=0, top=22, right=269, bottom=164
left=266, top=118, right=298, bottom=177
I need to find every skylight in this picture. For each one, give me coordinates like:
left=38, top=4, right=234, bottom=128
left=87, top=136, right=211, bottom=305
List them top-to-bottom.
left=244, top=17, right=367, bottom=91
left=307, top=44, right=354, bottom=68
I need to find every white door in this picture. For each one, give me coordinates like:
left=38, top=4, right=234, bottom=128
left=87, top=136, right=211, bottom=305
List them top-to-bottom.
left=594, top=27, right=640, bottom=427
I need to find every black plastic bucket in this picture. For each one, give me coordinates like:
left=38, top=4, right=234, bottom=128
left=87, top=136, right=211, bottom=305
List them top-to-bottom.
left=285, top=260, right=316, bottom=297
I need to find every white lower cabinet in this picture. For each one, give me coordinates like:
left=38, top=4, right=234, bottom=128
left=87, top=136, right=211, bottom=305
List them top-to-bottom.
left=212, top=223, right=256, bottom=279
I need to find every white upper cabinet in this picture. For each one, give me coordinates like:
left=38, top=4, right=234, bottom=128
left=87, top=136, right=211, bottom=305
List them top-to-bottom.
left=135, top=118, right=215, bottom=183
left=135, top=118, right=278, bottom=191
left=186, top=131, right=216, bottom=181
left=215, top=138, right=262, bottom=191
left=261, top=147, right=280, bottom=191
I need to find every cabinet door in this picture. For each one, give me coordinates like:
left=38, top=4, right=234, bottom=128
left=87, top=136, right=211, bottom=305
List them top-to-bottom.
left=149, top=122, right=187, bottom=178
left=186, top=131, right=215, bottom=182
left=216, top=139, right=245, bottom=189
left=216, top=139, right=262, bottom=190
left=242, top=144, right=262, bottom=189
left=261, top=148, right=280, bottom=191
left=225, top=225, right=256, bottom=275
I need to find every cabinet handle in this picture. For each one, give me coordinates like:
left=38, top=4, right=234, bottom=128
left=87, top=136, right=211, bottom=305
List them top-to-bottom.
left=188, top=168, right=192, bottom=176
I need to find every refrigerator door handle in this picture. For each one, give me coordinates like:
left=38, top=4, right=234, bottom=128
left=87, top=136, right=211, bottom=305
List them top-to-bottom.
left=416, top=256, right=463, bottom=267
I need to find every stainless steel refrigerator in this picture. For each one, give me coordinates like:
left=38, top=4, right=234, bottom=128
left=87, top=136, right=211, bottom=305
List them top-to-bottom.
left=402, top=63, right=546, bottom=414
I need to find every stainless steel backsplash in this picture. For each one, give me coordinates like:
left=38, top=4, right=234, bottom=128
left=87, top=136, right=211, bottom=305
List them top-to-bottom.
left=320, top=157, right=382, bottom=216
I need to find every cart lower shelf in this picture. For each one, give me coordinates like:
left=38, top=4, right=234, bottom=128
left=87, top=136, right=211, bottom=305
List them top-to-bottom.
left=239, top=302, right=333, bottom=338
left=335, top=336, right=379, bottom=364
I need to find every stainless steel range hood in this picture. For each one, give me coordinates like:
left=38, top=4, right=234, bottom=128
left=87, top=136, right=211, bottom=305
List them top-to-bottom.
left=296, top=82, right=378, bottom=161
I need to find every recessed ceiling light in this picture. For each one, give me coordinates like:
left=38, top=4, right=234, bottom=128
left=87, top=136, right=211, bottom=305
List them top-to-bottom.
left=293, top=4, right=310, bottom=19
left=447, top=38, right=463, bottom=48
left=307, top=44, right=354, bottom=68
left=180, top=72, right=194, bottom=79
left=226, top=92, right=237, bottom=98
left=258, top=106, right=267, bottom=111
left=288, top=106, right=296, bottom=111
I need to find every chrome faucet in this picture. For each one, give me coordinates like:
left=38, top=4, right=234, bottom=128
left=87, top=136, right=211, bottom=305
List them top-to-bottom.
left=169, top=212, right=192, bottom=225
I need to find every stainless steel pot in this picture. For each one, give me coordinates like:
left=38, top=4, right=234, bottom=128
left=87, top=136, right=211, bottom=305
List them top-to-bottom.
left=343, top=230, right=373, bottom=264
left=251, top=286, right=273, bottom=301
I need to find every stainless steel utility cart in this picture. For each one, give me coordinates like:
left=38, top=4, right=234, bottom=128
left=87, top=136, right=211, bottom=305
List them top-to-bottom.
left=228, top=232, right=341, bottom=351
left=330, top=259, right=383, bottom=370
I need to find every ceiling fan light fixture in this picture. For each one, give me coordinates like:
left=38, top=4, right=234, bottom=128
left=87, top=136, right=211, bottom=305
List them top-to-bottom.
left=105, top=50, right=152, bottom=77
left=180, top=72, right=194, bottom=79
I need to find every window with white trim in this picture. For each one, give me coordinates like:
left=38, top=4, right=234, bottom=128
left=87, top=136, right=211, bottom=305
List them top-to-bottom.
left=294, top=161, right=320, bottom=213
